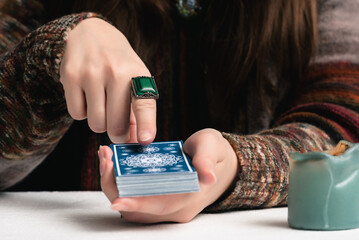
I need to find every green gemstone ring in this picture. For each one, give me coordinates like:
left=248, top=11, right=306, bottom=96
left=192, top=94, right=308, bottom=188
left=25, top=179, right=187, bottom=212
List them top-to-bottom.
left=131, top=76, right=159, bottom=99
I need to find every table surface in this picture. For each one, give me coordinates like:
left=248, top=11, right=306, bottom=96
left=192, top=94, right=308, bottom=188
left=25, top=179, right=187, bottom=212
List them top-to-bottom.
left=0, top=191, right=358, bottom=240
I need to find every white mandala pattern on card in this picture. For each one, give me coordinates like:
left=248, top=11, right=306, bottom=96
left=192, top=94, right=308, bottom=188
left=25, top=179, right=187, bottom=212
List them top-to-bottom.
left=138, top=146, right=160, bottom=153
left=121, top=153, right=183, bottom=172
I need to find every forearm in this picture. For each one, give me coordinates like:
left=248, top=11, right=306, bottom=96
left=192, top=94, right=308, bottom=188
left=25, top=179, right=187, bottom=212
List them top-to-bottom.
left=0, top=12, right=101, bottom=190
left=205, top=122, right=335, bottom=212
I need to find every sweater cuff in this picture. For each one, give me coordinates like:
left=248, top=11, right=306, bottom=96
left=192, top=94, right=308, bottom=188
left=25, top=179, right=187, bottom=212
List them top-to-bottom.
left=204, top=123, right=334, bottom=212
left=205, top=132, right=288, bottom=212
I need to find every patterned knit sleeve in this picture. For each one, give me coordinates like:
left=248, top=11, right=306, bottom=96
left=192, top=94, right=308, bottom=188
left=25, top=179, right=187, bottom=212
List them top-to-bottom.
left=0, top=0, right=102, bottom=189
left=205, top=0, right=359, bottom=212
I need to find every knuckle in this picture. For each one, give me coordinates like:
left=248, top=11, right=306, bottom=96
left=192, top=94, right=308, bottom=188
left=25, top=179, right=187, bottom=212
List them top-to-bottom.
left=105, top=57, right=151, bottom=87
left=112, top=59, right=132, bottom=77
left=60, top=62, right=73, bottom=77
left=113, top=62, right=129, bottom=78
left=85, top=65, right=102, bottom=80
left=106, top=65, right=130, bottom=87
left=60, top=68, right=81, bottom=86
left=201, top=128, right=220, bottom=137
left=196, top=129, right=222, bottom=143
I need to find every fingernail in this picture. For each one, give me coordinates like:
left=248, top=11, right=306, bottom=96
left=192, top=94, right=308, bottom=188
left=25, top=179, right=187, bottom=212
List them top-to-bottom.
left=139, top=131, right=151, bottom=142
left=98, top=145, right=106, bottom=176
left=98, top=145, right=104, bottom=159
left=202, top=170, right=216, bottom=184
left=209, top=171, right=217, bottom=183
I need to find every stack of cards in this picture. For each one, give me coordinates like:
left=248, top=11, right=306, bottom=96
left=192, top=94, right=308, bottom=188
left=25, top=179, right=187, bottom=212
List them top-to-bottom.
left=111, top=141, right=200, bottom=197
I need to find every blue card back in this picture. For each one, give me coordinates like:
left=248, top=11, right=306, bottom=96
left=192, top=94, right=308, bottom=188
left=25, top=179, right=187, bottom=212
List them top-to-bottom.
left=111, top=141, right=195, bottom=176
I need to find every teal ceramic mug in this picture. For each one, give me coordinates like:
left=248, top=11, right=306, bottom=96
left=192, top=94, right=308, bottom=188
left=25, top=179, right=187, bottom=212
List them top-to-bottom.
left=288, top=141, right=359, bottom=230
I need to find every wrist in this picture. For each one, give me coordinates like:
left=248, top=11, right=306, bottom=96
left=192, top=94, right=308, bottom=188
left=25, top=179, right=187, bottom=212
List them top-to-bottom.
left=221, top=136, right=239, bottom=197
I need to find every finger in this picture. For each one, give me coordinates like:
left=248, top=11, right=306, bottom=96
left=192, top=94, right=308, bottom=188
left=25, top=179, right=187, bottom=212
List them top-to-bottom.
left=130, top=76, right=157, bottom=145
left=85, top=79, right=106, bottom=133
left=106, top=80, right=131, bottom=143
left=62, top=83, right=87, bottom=120
left=131, top=97, right=157, bottom=145
left=128, top=108, right=138, bottom=143
left=99, top=145, right=118, bottom=202
left=111, top=194, right=189, bottom=215
left=120, top=206, right=198, bottom=224
left=120, top=211, right=164, bottom=224
left=120, top=211, right=192, bottom=224
left=120, top=211, right=178, bottom=224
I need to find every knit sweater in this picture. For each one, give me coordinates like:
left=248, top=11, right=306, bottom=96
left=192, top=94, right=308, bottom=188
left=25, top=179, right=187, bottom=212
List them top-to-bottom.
left=0, top=0, right=358, bottom=213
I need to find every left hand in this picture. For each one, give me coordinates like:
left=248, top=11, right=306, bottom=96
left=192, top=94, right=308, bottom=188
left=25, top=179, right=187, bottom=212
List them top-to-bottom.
left=98, top=128, right=238, bottom=223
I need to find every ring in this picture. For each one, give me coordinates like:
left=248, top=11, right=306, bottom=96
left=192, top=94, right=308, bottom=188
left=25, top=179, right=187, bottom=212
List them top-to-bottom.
left=131, top=76, right=159, bottom=99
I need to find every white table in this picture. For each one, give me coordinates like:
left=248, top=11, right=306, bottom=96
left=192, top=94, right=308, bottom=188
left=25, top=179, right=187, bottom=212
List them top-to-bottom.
left=0, top=192, right=357, bottom=240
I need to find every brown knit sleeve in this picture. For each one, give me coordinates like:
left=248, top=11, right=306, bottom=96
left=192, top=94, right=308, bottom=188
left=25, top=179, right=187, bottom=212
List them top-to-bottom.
left=0, top=4, right=103, bottom=189
left=204, top=124, right=334, bottom=212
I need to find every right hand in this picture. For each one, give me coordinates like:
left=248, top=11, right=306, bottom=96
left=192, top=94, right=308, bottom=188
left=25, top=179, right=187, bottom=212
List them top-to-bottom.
left=60, top=18, right=156, bottom=145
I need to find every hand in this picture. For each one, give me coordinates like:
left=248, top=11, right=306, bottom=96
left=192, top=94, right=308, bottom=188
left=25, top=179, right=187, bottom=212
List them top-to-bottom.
left=60, top=18, right=156, bottom=144
left=98, top=129, right=238, bottom=223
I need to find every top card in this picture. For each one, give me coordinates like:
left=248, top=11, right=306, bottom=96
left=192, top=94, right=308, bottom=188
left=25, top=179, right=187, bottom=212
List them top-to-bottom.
left=111, top=141, right=195, bottom=176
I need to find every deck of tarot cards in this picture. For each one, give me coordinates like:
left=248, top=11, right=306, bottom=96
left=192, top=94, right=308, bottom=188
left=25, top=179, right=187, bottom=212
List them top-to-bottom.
left=111, top=141, right=200, bottom=197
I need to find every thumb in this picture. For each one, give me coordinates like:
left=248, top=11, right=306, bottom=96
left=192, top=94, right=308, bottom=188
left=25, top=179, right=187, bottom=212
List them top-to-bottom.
left=183, top=130, right=221, bottom=185
left=187, top=151, right=216, bottom=185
